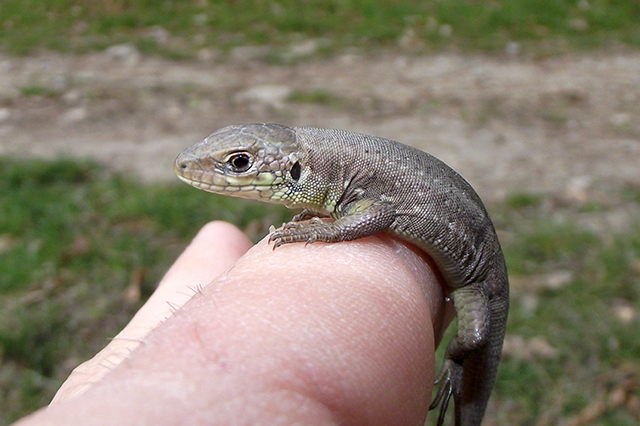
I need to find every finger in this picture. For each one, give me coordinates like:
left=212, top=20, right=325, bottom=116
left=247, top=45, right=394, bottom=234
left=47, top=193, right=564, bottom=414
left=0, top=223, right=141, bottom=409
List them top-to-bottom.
left=24, top=234, right=447, bottom=426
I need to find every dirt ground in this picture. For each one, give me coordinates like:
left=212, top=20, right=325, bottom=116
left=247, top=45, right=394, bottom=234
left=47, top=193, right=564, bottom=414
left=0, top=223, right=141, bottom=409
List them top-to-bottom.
left=1, top=49, right=639, bottom=229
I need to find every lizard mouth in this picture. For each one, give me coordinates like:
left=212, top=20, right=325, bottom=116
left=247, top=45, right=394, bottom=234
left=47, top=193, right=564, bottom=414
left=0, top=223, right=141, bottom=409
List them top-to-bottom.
left=175, top=173, right=274, bottom=193
left=175, top=173, right=284, bottom=205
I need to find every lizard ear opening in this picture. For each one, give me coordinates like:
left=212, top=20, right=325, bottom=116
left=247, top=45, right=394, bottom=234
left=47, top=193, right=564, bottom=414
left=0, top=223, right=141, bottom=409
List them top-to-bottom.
left=290, top=161, right=301, bottom=180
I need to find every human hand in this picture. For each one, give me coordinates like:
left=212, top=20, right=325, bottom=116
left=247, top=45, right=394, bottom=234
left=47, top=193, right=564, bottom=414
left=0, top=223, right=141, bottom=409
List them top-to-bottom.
left=14, top=221, right=449, bottom=426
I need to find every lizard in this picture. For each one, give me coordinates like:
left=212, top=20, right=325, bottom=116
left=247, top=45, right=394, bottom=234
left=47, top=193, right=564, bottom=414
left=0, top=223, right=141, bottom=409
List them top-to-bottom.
left=173, top=123, right=509, bottom=426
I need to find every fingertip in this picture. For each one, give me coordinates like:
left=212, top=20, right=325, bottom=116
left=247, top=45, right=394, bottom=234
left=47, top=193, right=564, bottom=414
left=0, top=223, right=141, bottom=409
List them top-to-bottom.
left=161, top=221, right=251, bottom=287
left=193, top=221, right=253, bottom=260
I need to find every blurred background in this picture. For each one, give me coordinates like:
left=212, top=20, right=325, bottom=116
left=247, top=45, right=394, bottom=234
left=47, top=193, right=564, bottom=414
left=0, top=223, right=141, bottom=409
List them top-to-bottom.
left=0, top=1, right=639, bottom=424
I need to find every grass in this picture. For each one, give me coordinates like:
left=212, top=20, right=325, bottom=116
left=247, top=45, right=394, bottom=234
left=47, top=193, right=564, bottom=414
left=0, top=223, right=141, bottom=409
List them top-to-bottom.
left=0, top=0, right=638, bottom=57
left=18, top=85, right=63, bottom=98
left=287, top=88, right=341, bottom=105
left=1, top=157, right=639, bottom=425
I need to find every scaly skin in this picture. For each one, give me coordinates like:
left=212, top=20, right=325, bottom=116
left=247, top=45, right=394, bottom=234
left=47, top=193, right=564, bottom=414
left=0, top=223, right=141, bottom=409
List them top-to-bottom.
left=174, top=123, right=509, bottom=426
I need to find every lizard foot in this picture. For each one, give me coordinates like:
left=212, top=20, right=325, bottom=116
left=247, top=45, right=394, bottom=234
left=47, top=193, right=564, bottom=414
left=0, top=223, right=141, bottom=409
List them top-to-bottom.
left=268, top=220, right=338, bottom=249
left=429, top=359, right=463, bottom=426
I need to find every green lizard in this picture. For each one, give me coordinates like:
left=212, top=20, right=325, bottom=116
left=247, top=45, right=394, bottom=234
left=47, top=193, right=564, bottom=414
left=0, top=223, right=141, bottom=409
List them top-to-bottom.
left=174, top=123, right=509, bottom=426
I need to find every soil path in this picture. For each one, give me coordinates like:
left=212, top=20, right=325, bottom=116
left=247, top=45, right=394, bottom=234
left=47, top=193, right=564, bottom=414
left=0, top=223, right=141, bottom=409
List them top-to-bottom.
left=1, top=50, right=638, bottom=207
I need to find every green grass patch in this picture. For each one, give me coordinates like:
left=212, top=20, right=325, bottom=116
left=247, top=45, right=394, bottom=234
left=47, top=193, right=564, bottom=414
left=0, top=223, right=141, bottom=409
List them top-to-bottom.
left=0, top=0, right=639, bottom=57
left=19, top=85, right=62, bottom=98
left=287, top=88, right=341, bottom=105
left=622, top=184, right=640, bottom=204
left=504, top=191, right=543, bottom=209
left=505, top=221, right=600, bottom=275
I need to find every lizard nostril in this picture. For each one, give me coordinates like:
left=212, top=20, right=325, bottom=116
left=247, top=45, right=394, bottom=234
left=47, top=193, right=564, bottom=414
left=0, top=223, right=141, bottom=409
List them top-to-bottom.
left=174, top=156, right=190, bottom=175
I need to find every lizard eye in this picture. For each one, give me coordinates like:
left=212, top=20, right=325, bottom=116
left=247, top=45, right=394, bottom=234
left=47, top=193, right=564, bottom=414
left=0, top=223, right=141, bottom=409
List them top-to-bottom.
left=226, top=152, right=252, bottom=172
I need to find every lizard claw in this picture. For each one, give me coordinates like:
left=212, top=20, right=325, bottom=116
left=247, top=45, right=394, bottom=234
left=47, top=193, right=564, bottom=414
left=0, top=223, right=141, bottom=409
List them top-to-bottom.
left=281, top=217, right=324, bottom=231
left=268, top=218, right=330, bottom=249
left=282, top=222, right=304, bottom=230
left=269, top=229, right=319, bottom=249
left=429, top=359, right=462, bottom=426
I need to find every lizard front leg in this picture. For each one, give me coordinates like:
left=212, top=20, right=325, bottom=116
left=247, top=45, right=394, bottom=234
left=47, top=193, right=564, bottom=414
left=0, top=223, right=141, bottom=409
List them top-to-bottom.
left=269, top=199, right=396, bottom=248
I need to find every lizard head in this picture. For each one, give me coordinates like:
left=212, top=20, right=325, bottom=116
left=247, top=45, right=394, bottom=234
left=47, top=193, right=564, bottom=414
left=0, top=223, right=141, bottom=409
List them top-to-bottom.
left=174, top=123, right=302, bottom=204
